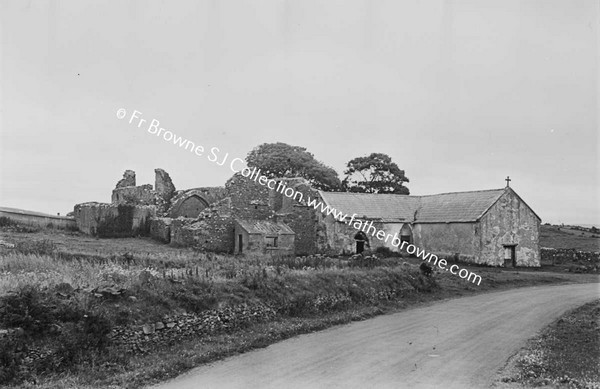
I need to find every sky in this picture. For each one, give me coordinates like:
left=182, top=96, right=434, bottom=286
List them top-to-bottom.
left=0, top=0, right=598, bottom=226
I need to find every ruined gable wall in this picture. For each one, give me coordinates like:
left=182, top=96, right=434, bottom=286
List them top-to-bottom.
left=154, top=168, right=176, bottom=203
left=115, top=170, right=136, bottom=188
left=226, top=173, right=273, bottom=220
left=273, top=179, right=320, bottom=255
left=112, top=184, right=155, bottom=205
left=168, top=187, right=228, bottom=218
left=479, top=189, right=540, bottom=266
left=169, top=197, right=234, bottom=252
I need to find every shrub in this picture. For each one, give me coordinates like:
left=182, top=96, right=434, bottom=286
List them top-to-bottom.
left=0, top=216, right=15, bottom=227
left=0, top=217, right=39, bottom=233
left=14, top=239, right=57, bottom=256
left=375, top=246, right=401, bottom=257
left=0, top=286, right=56, bottom=335
left=53, top=314, right=112, bottom=368
left=0, top=337, right=24, bottom=384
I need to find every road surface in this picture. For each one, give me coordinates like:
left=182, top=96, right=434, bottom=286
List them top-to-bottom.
left=151, top=283, right=599, bottom=389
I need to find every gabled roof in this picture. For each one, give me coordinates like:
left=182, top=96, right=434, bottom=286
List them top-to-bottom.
left=318, top=188, right=520, bottom=223
left=416, top=189, right=506, bottom=222
left=317, top=192, right=420, bottom=221
left=235, top=219, right=294, bottom=235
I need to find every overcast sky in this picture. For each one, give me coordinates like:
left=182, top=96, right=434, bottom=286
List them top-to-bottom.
left=0, top=0, right=598, bottom=226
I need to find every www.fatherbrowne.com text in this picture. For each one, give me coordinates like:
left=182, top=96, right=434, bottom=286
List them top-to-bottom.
left=118, top=108, right=483, bottom=286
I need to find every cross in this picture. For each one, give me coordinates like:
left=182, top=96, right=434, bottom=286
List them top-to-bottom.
left=505, top=176, right=511, bottom=187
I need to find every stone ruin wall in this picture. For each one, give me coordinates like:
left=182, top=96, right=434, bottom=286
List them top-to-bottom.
left=74, top=169, right=175, bottom=237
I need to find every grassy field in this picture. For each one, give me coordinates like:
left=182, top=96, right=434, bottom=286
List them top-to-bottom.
left=540, top=224, right=600, bottom=252
left=0, top=226, right=598, bottom=389
left=498, top=300, right=600, bottom=389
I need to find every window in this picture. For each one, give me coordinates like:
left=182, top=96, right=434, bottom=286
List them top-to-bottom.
left=265, top=236, right=278, bottom=248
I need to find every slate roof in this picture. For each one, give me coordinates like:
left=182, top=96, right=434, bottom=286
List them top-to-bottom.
left=318, top=188, right=513, bottom=223
left=416, top=189, right=506, bottom=222
left=316, top=193, right=420, bottom=221
left=235, top=219, right=295, bottom=235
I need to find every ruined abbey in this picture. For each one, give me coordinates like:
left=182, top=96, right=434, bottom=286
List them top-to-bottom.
left=74, top=169, right=541, bottom=267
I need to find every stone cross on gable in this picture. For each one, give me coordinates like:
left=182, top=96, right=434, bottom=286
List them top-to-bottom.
left=505, top=176, right=511, bottom=187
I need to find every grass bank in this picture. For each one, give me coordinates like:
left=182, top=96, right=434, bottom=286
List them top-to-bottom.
left=0, top=228, right=597, bottom=389
left=497, top=300, right=600, bottom=389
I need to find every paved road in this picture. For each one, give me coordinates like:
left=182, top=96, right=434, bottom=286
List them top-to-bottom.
left=152, top=283, right=599, bottom=389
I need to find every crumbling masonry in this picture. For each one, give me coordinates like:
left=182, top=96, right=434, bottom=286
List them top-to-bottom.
left=74, top=169, right=541, bottom=266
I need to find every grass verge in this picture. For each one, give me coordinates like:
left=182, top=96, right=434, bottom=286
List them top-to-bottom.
left=1, top=227, right=598, bottom=389
left=498, top=300, right=600, bottom=389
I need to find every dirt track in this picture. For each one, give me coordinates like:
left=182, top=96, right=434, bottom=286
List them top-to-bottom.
left=152, top=283, right=599, bottom=389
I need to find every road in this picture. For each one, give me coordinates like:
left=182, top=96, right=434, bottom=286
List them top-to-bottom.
left=151, top=283, right=599, bottom=389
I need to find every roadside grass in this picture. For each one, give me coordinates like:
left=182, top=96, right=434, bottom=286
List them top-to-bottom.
left=1, top=226, right=598, bottom=388
left=7, top=273, right=587, bottom=389
left=499, top=300, right=600, bottom=389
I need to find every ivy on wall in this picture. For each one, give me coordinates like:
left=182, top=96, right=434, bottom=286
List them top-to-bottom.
left=96, top=205, right=150, bottom=238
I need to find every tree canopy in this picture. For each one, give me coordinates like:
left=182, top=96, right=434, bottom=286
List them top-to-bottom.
left=245, top=142, right=341, bottom=191
left=343, top=152, right=410, bottom=194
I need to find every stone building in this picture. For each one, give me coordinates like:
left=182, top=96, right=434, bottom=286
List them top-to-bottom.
left=73, top=169, right=541, bottom=266
left=316, top=186, right=541, bottom=266
left=233, top=219, right=295, bottom=256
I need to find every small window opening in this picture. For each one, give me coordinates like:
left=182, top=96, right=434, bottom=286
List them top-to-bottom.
left=265, top=236, right=278, bottom=248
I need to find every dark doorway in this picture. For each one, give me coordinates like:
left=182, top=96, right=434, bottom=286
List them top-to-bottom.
left=399, top=224, right=413, bottom=249
left=354, top=231, right=368, bottom=254
left=238, top=234, right=243, bottom=254
left=356, top=240, right=365, bottom=254
left=503, top=245, right=516, bottom=267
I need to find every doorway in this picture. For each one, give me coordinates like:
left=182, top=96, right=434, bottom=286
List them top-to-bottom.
left=354, top=231, right=368, bottom=254
left=238, top=234, right=243, bottom=254
left=503, top=245, right=516, bottom=267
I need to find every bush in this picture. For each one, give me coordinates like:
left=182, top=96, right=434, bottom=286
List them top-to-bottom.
left=0, top=216, right=15, bottom=227
left=0, top=217, right=39, bottom=233
left=14, top=239, right=57, bottom=256
left=375, top=246, right=401, bottom=257
left=0, top=286, right=56, bottom=335
left=0, top=286, right=113, bottom=382
left=53, top=314, right=112, bottom=368
left=0, top=337, right=24, bottom=384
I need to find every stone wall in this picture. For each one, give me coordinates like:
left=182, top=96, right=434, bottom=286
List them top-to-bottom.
left=154, top=168, right=176, bottom=203
left=111, top=169, right=177, bottom=215
left=115, top=170, right=136, bottom=188
left=226, top=173, right=273, bottom=220
left=273, top=179, right=321, bottom=255
left=111, top=184, right=155, bottom=205
left=168, top=187, right=228, bottom=218
left=479, top=188, right=540, bottom=266
left=169, top=197, right=235, bottom=252
left=74, top=202, right=155, bottom=237
left=0, top=207, right=77, bottom=230
left=317, top=213, right=383, bottom=255
left=171, top=216, right=235, bottom=252
left=149, top=218, right=173, bottom=243
left=169, top=218, right=197, bottom=246
left=233, top=221, right=295, bottom=256
left=413, top=222, right=480, bottom=262
left=541, top=248, right=600, bottom=265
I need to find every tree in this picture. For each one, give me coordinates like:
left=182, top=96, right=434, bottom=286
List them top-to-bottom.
left=245, top=142, right=341, bottom=191
left=343, top=153, right=409, bottom=194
